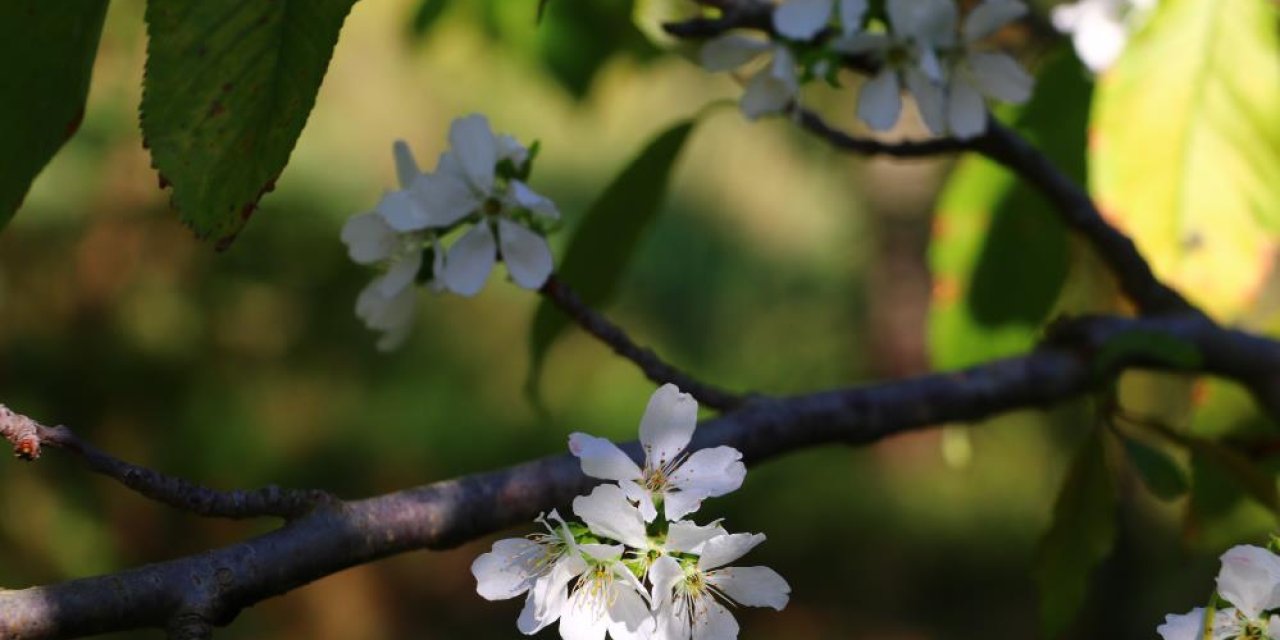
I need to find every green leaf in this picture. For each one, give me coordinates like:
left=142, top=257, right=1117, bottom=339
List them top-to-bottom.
left=0, top=0, right=108, bottom=228
left=142, top=0, right=357, bottom=249
left=409, top=0, right=450, bottom=39
left=536, top=0, right=657, bottom=99
left=1090, top=0, right=1280, bottom=319
left=928, top=53, right=1089, bottom=370
left=526, top=119, right=696, bottom=398
left=1185, top=380, right=1278, bottom=548
left=1033, top=428, right=1117, bottom=639
left=1188, top=436, right=1279, bottom=514
left=1119, top=437, right=1188, bottom=501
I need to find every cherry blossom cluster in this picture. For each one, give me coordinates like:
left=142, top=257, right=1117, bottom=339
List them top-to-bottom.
left=699, top=0, right=1034, bottom=138
left=1051, top=0, right=1158, bottom=73
left=341, top=114, right=559, bottom=350
left=471, top=384, right=790, bottom=639
left=1158, top=544, right=1280, bottom=640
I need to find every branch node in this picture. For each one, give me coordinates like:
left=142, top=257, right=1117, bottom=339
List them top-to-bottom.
left=167, top=610, right=214, bottom=640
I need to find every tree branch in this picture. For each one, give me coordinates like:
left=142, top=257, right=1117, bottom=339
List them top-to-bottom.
left=540, top=275, right=746, bottom=411
left=4, top=313, right=1280, bottom=638
left=0, top=407, right=332, bottom=520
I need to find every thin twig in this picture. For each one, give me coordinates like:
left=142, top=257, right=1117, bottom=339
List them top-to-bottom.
left=540, top=275, right=746, bottom=412
left=0, top=406, right=333, bottom=520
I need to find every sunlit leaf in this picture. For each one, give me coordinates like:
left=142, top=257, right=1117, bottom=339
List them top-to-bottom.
left=0, top=0, right=108, bottom=229
left=142, top=0, right=357, bottom=249
left=1090, top=0, right=1280, bottom=318
left=928, top=53, right=1089, bottom=369
left=526, top=119, right=696, bottom=398
left=1033, top=428, right=1117, bottom=638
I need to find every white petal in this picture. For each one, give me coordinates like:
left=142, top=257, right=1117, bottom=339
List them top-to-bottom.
left=772, top=0, right=832, bottom=40
left=838, top=0, right=868, bottom=36
left=889, top=0, right=956, bottom=44
left=963, top=0, right=1027, bottom=44
left=1059, top=8, right=1127, bottom=73
left=699, top=34, right=771, bottom=72
left=967, top=52, right=1033, bottom=104
left=904, top=68, right=947, bottom=135
left=740, top=70, right=796, bottom=120
left=857, top=70, right=902, bottom=131
left=947, top=77, right=989, bottom=139
left=448, top=114, right=497, bottom=193
left=495, top=133, right=528, bottom=166
left=392, top=139, right=420, bottom=189
left=410, top=172, right=482, bottom=228
left=508, top=180, right=560, bottom=220
left=376, top=189, right=432, bottom=233
left=341, top=212, right=397, bottom=264
left=496, top=218, right=554, bottom=290
left=443, top=224, right=497, bottom=297
left=377, top=248, right=422, bottom=297
left=356, top=279, right=415, bottom=330
left=375, top=320, right=413, bottom=352
left=639, top=384, right=699, bottom=470
left=569, top=433, right=643, bottom=482
left=665, top=447, right=746, bottom=521
left=622, top=481, right=659, bottom=523
left=572, top=484, right=650, bottom=549
left=665, top=520, right=729, bottom=555
left=698, top=533, right=765, bottom=572
left=472, top=537, right=541, bottom=601
left=1217, top=545, right=1280, bottom=619
left=526, top=554, right=587, bottom=633
left=648, top=556, right=684, bottom=609
left=707, top=566, right=790, bottom=610
left=606, top=585, right=656, bottom=640
left=560, top=587, right=609, bottom=640
left=517, top=592, right=542, bottom=634
left=653, top=597, right=692, bottom=640
left=691, top=599, right=738, bottom=640
left=1155, top=608, right=1205, bottom=640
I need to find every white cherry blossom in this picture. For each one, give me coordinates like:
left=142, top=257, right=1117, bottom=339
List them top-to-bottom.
left=773, top=0, right=867, bottom=40
left=834, top=0, right=955, bottom=131
left=936, top=0, right=1033, bottom=138
left=1052, top=0, right=1158, bottom=73
left=699, top=34, right=800, bottom=120
left=415, top=114, right=558, bottom=296
left=342, top=140, right=443, bottom=350
left=569, top=384, right=746, bottom=522
left=471, top=510, right=588, bottom=635
left=648, top=533, right=790, bottom=640
left=559, top=543, right=655, bottom=640
left=1157, top=545, right=1280, bottom=640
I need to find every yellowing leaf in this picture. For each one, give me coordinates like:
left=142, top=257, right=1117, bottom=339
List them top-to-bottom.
left=1090, top=0, right=1280, bottom=319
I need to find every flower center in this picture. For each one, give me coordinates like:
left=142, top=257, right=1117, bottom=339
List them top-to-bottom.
left=483, top=197, right=503, bottom=216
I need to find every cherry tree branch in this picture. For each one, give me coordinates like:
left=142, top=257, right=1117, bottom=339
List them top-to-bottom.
left=540, top=275, right=746, bottom=411
left=3, top=313, right=1278, bottom=639
left=0, top=407, right=332, bottom=520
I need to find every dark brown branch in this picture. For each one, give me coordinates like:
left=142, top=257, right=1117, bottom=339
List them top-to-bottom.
left=792, top=108, right=969, bottom=157
left=539, top=274, right=746, bottom=412
left=3, top=313, right=1280, bottom=639
left=0, top=411, right=331, bottom=520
